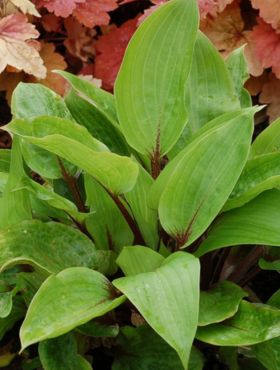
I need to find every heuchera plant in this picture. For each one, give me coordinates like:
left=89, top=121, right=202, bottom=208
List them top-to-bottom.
left=0, top=0, right=280, bottom=369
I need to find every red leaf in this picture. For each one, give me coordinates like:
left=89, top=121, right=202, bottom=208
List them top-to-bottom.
left=36, top=0, right=85, bottom=17
left=73, top=0, right=118, bottom=28
left=198, top=0, right=234, bottom=19
left=251, top=0, right=280, bottom=30
left=94, top=18, right=138, bottom=91
left=249, top=18, right=280, bottom=79
left=260, top=73, right=280, bottom=122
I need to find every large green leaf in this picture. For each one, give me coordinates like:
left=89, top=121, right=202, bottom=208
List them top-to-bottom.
left=115, top=0, right=199, bottom=156
left=180, top=32, right=240, bottom=145
left=226, top=46, right=251, bottom=108
left=56, top=70, right=117, bottom=125
left=11, top=83, right=72, bottom=120
left=65, top=90, right=129, bottom=155
left=158, top=108, right=254, bottom=247
left=6, top=118, right=139, bottom=195
left=251, top=118, right=280, bottom=157
left=0, top=136, right=32, bottom=229
left=225, top=152, right=280, bottom=211
left=124, top=166, right=159, bottom=248
left=84, top=174, right=133, bottom=251
left=196, top=190, right=280, bottom=257
left=0, top=220, right=110, bottom=274
left=116, top=246, right=164, bottom=276
left=113, top=252, right=200, bottom=369
left=20, top=267, right=126, bottom=350
left=199, top=281, right=247, bottom=326
left=251, top=291, right=280, bottom=370
left=196, top=301, right=280, bottom=346
left=39, top=333, right=92, bottom=370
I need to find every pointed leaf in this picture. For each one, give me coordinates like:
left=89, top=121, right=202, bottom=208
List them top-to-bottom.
left=115, top=0, right=199, bottom=156
left=171, top=32, right=239, bottom=155
left=226, top=46, right=251, bottom=108
left=56, top=70, right=117, bottom=125
left=65, top=90, right=129, bottom=155
left=158, top=108, right=254, bottom=247
left=6, top=118, right=139, bottom=195
left=251, top=118, right=280, bottom=157
left=225, top=152, right=280, bottom=211
left=196, top=190, right=280, bottom=257
left=0, top=220, right=110, bottom=274
left=116, top=246, right=164, bottom=276
left=113, top=252, right=200, bottom=369
left=20, top=267, right=126, bottom=350
left=199, top=281, right=248, bottom=326
left=0, top=291, right=13, bottom=318
left=0, top=296, right=25, bottom=341
left=196, top=301, right=280, bottom=346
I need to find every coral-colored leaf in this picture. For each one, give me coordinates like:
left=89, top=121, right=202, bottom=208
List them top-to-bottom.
left=36, top=0, right=85, bottom=17
left=73, top=0, right=118, bottom=28
left=199, top=0, right=234, bottom=19
left=251, top=0, right=280, bottom=30
left=200, top=2, right=246, bottom=56
left=0, top=13, right=46, bottom=79
left=41, top=14, right=62, bottom=32
left=94, top=18, right=138, bottom=91
left=248, top=18, right=280, bottom=79
left=29, top=42, right=67, bottom=95
left=260, top=73, right=280, bottom=123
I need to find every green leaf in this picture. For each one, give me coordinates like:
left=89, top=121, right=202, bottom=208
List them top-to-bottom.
left=115, top=0, right=199, bottom=156
left=170, top=33, right=240, bottom=156
left=226, top=46, right=251, bottom=108
left=56, top=70, right=117, bottom=125
left=11, top=83, right=72, bottom=120
left=65, top=90, right=129, bottom=155
left=158, top=108, right=254, bottom=247
left=7, top=118, right=139, bottom=195
left=251, top=118, right=280, bottom=157
left=0, top=136, right=32, bottom=230
left=0, top=149, right=11, bottom=172
left=225, top=152, right=280, bottom=211
left=124, top=166, right=159, bottom=248
left=84, top=175, right=133, bottom=252
left=196, top=190, right=280, bottom=257
left=0, top=220, right=110, bottom=274
left=116, top=246, right=164, bottom=276
left=113, top=252, right=200, bottom=369
left=259, top=258, right=280, bottom=271
left=20, top=267, right=126, bottom=350
left=16, top=271, right=47, bottom=305
left=199, top=281, right=248, bottom=326
left=251, top=290, right=280, bottom=370
left=0, top=291, right=13, bottom=318
left=0, top=296, right=25, bottom=341
left=196, top=301, right=280, bottom=346
left=112, top=325, right=184, bottom=370
left=39, top=333, right=92, bottom=370
left=219, top=347, right=239, bottom=370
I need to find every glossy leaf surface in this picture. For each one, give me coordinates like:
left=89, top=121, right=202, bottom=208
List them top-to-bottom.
left=20, top=267, right=126, bottom=350
left=199, top=281, right=247, bottom=326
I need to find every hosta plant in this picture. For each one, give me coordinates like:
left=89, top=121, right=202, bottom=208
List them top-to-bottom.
left=0, top=0, right=280, bottom=369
